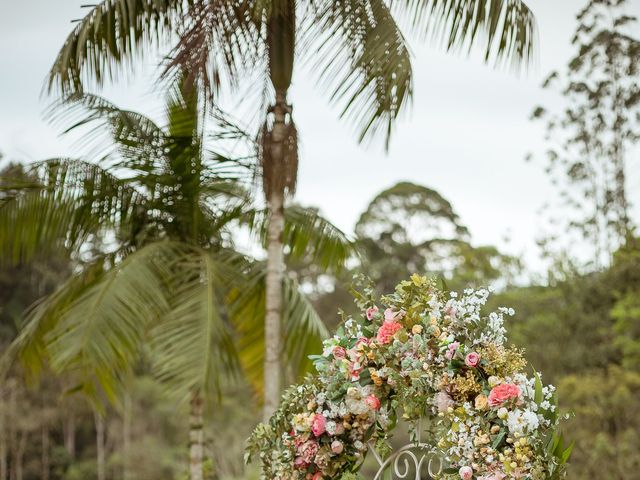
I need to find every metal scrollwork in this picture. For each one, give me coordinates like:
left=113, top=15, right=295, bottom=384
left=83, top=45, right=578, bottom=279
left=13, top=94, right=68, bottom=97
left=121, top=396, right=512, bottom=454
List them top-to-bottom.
left=369, top=420, right=445, bottom=480
left=370, top=443, right=443, bottom=480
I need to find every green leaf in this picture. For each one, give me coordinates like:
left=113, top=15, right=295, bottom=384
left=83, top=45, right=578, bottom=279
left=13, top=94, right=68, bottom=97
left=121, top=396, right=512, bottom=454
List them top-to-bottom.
left=393, top=0, right=536, bottom=68
left=0, top=158, right=142, bottom=265
left=248, top=205, right=357, bottom=273
left=534, top=369, right=543, bottom=405
left=492, top=429, right=506, bottom=449
left=560, top=441, right=574, bottom=464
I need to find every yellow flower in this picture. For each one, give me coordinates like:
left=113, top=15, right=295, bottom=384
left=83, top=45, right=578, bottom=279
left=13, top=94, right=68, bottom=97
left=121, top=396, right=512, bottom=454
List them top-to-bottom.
left=412, top=324, right=423, bottom=334
left=478, top=344, right=527, bottom=377
left=370, top=369, right=384, bottom=386
left=474, top=394, right=489, bottom=411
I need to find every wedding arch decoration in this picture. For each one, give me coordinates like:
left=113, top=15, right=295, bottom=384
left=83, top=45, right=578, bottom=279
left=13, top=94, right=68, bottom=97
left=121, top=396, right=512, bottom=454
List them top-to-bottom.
left=247, top=275, right=572, bottom=480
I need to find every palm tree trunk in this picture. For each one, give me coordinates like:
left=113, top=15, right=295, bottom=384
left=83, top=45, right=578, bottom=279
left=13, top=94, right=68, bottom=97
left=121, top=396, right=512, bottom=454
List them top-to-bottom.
left=263, top=0, right=296, bottom=420
left=263, top=89, right=291, bottom=420
left=264, top=187, right=285, bottom=420
left=8, top=381, right=17, bottom=480
left=0, top=385, right=7, bottom=480
left=123, top=392, right=132, bottom=480
left=189, top=392, right=204, bottom=480
left=94, top=412, right=106, bottom=480
left=63, top=413, right=75, bottom=459
left=41, top=426, right=50, bottom=480
left=14, top=431, right=26, bottom=480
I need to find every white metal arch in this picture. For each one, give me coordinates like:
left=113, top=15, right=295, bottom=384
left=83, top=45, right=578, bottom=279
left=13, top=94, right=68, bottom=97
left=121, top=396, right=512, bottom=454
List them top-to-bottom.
left=368, top=420, right=445, bottom=480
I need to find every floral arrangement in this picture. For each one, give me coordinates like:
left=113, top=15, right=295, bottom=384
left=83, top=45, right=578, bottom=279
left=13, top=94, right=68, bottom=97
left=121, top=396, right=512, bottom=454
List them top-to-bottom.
left=247, top=275, right=572, bottom=479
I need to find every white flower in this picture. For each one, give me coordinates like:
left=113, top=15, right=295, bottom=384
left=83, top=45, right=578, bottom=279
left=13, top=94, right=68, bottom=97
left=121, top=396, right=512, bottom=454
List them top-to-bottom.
left=507, top=409, right=540, bottom=436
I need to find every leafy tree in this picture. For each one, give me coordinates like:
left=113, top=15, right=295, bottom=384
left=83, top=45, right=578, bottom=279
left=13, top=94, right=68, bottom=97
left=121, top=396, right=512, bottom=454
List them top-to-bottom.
left=47, top=0, right=538, bottom=417
left=531, top=0, right=640, bottom=267
left=0, top=82, right=352, bottom=479
left=0, top=163, right=72, bottom=345
left=291, top=182, right=520, bottom=329
left=355, top=182, right=521, bottom=293
left=490, top=236, right=640, bottom=479
left=558, top=366, right=640, bottom=479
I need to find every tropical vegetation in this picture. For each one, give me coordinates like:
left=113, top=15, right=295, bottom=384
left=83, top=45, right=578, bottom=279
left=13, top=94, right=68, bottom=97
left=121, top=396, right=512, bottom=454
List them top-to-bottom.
left=46, top=0, right=538, bottom=419
left=0, top=80, right=352, bottom=480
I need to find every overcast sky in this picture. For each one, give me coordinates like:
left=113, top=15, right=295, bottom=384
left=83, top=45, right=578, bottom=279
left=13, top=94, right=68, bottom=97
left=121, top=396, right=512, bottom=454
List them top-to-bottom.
left=1, top=0, right=639, bottom=273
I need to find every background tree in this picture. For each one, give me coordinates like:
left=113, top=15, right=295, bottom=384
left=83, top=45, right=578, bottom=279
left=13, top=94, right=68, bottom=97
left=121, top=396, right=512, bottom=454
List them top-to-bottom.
left=531, top=0, right=640, bottom=268
left=290, top=181, right=521, bottom=329
left=354, top=182, right=520, bottom=292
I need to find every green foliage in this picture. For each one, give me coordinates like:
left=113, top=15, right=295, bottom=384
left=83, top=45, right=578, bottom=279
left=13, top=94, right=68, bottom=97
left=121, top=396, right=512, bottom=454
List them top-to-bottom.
left=1, top=79, right=342, bottom=407
left=296, top=182, right=521, bottom=330
left=354, top=182, right=520, bottom=293
left=489, top=238, right=640, bottom=479
left=230, top=266, right=329, bottom=398
left=558, top=366, right=640, bottom=479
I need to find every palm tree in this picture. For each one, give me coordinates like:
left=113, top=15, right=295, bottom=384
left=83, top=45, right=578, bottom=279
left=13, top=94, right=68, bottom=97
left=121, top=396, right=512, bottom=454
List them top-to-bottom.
left=47, top=0, right=537, bottom=418
left=0, top=81, right=352, bottom=479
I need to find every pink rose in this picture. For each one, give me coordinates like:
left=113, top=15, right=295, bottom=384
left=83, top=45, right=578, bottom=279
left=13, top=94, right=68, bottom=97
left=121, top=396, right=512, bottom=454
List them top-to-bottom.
left=366, top=306, right=379, bottom=320
left=376, top=320, right=403, bottom=344
left=445, top=341, right=460, bottom=360
left=332, top=346, right=347, bottom=360
left=347, top=348, right=360, bottom=362
left=465, top=352, right=480, bottom=367
left=349, top=361, right=364, bottom=380
left=488, top=383, right=521, bottom=407
left=364, top=394, right=381, bottom=411
left=311, top=414, right=326, bottom=437
left=333, top=423, right=345, bottom=435
left=298, top=439, right=319, bottom=463
left=331, top=440, right=344, bottom=454
left=294, top=456, right=309, bottom=469
left=459, top=466, right=473, bottom=480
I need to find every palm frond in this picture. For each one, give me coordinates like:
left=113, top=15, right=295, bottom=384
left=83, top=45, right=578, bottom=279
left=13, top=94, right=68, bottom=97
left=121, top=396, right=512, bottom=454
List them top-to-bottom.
left=48, top=0, right=183, bottom=95
left=162, top=0, right=257, bottom=100
left=310, top=0, right=413, bottom=145
left=394, top=0, right=536, bottom=67
left=165, top=75, right=201, bottom=140
left=46, top=93, right=166, bottom=166
left=0, top=159, right=142, bottom=264
left=198, top=179, right=253, bottom=236
left=248, top=205, right=357, bottom=272
left=282, top=206, right=357, bottom=271
left=42, top=241, right=179, bottom=403
left=150, top=247, right=241, bottom=405
left=0, top=259, right=108, bottom=382
left=229, top=266, right=329, bottom=398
